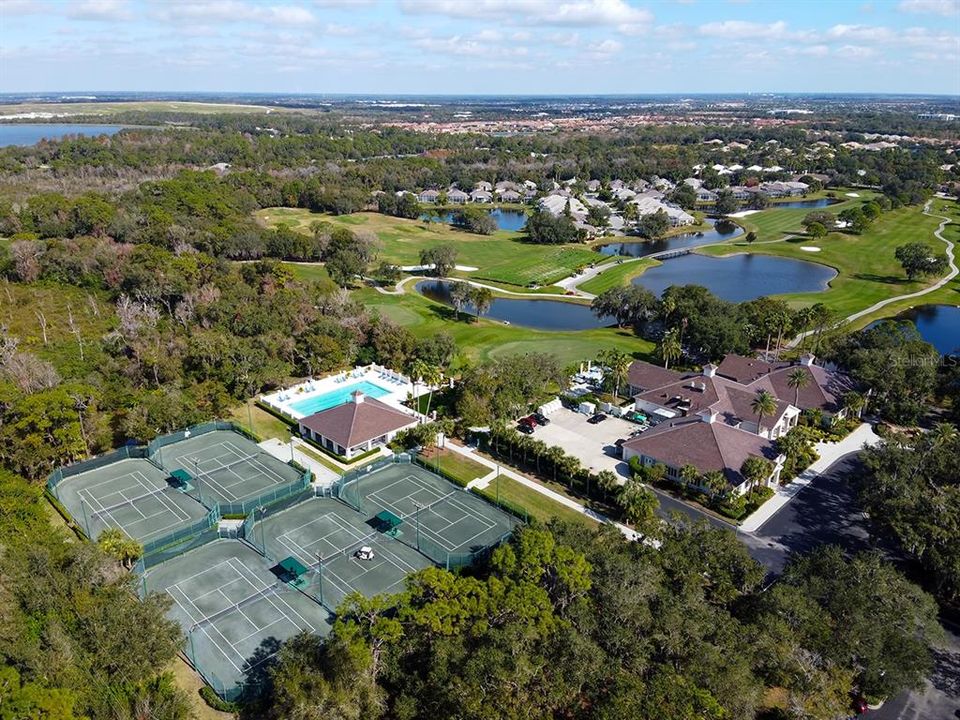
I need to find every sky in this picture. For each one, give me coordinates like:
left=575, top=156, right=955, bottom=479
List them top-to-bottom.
left=1, top=0, right=959, bottom=96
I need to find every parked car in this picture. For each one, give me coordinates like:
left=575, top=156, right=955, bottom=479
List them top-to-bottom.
left=533, top=412, right=550, bottom=426
left=587, top=413, right=607, bottom=424
left=522, top=414, right=540, bottom=427
left=517, top=422, right=534, bottom=435
left=614, top=438, right=626, bottom=457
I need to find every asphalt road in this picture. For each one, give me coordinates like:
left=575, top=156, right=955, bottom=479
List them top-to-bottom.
left=740, top=453, right=960, bottom=720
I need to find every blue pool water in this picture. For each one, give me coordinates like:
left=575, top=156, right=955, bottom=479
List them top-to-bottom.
left=288, top=380, right=392, bottom=416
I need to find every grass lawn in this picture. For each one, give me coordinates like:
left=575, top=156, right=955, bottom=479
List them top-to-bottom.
left=734, top=191, right=879, bottom=242
left=698, top=202, right=946, bottom=316
left=256, top=208, right=600, bottom=288
left=578, top=258, right=658, bottom=295
left=282, top=262, right=331, bottom=285
left=355, top=285, right=655, bottom=366
left=227, top=399, right=292, bottom=442
left=418, top=447, right=489, bottom=486
left=475, top=475, right=599, bottom=528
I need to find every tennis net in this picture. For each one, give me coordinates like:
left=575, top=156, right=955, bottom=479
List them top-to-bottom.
left=193, top=452, right=262, bottom=481
left=89, top=485, right=173, bottom=519
left=401, top=491, right=458, bottom=520
left=321, top=532, right=381, bottom=564
left=189, top=581, right=279, bottom=631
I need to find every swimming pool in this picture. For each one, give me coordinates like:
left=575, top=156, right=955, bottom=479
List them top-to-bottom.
left=288, top=380, right=393, bottom=416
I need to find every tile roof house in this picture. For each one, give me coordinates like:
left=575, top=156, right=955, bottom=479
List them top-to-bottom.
left=475, top=181, right=493, bottom=192
left=446, top=188, right=469, bottom=204
left=418, top=189, right=440, bottom=203
left=470, top=189, right=493, bottom=203
left=498, top=189, right=522, bottom=202
left=621, top=353, right=854, bottom=494
left=298, top=391, right=419, bottom=460
left=623, top=411, right=785, bottom=493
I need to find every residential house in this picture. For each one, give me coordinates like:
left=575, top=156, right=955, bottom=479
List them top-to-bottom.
left=586, top=179, right=602, bottom=193
left=495, top=180, right=519, bottom=193
left=475, top=181, right=493, bottom=192
left=446, top=188, right=469, bottom=204
left=418, top=189, right=440, bottom=203
left=470, top=189, right=493, bottom=203
left=498, top=189, right=522, bottom=203
left=538, top=194, right=587, bottom=219
left=629, top=196, right=695, bottom=226
left=298, top=391, right=419, bottom=460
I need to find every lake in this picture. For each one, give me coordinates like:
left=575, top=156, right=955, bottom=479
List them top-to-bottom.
left=0, top=123, right=126, bottom=147
left=770, top=198, right=839, bottom=209
left=421, top=207, right=527, bottom=232
left=597, top=218, right=743, bottom=258
left=632, top=253, right=837, bottom=302
left=416, top=280, right=614, bottom=330
left=868, top=305, right=960, bottom=355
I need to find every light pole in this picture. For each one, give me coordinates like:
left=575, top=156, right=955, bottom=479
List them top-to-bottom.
left=413, top=501, right=422, bottom=550
left=257, top=505, right=267, bottom=557
left=316, top=552, right=324, bottom=607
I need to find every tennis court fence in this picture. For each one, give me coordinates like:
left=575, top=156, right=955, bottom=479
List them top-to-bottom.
left=46, top=445, right=149, bottom=500
left=333, top=451, right=412, bottom=511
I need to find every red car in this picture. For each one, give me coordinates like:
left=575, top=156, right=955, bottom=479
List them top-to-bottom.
left=522, top=414, right=540, bottom=427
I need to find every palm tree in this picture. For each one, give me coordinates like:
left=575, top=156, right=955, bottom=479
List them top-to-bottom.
left=471, top=286, right=493, bottom=322
left=659, top=329, right=682, bottom=370
left=599, top=348, right=632, bottom=402
left=409, top=358, right=428, bottom=409
left=421, top=363, right=444, bottom=418
left=786, top=368, right=810, bottom=408
left=750, top=389, right=778, bottom=437
left=842, top=390, right=866, bottom=419
left=930, top=422, right=958, bottom=449
left=530, top=439, right=548, bottom=474
left=546, top=446, right=565, bottom=483
left=558, top=454, right=582, bottom=488
left=741, top=456, right=773, bottom=492
left=679, top=463, right=700, bottom=490
left=596, top=469, right=619, bottom=495
left=703, top=470, right=728, bottom=497
left=617, top=480, right=660, bottom=538
left=97, top=528, right=142, bottom=569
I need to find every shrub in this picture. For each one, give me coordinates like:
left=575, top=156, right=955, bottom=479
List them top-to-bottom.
left=199, top=686, right=241, bottom=713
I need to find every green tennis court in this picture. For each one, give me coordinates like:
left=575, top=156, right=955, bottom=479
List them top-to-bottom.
left=156, top=430, right=302, bottom=508
left=54, top=457, right=211, bottom=543
left=342, top=463, right=519, bottom=558
left=251, top=497, right=432, bottom=612
left=144, top=540, right=331, bottom=700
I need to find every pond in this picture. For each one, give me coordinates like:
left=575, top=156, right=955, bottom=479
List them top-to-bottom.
left=0, top=123, right=126, bottom=147
left=770, top=198, right=839, bottom=209
left=420, top=207, right=527, bottom=232
left=597, top=218, right=743, bottom=258
left=631, top=253, right=837, bottom=303
left=415, top=280, right=614, bottom=331
left=868, top=305, right=960, bottom=355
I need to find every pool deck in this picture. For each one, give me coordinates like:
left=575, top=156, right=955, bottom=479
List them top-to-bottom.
left=260, top=364, right=432, bottom=421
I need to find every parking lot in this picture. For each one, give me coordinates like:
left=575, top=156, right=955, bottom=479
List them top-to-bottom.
left=528, top=407, right=636, bottom=477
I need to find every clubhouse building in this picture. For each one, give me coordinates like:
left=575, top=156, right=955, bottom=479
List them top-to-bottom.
left=622, top=354, right=854, bottom=494
left=297, top=391, right=419, bottom=460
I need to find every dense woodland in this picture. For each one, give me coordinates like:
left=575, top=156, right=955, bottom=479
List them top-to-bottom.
left=0, top=112, right=956, bottom=719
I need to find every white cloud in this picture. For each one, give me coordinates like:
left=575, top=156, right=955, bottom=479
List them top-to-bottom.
left=67, top=0, right=133, bottom=21
left=399, top=0, right=652, bottom=30
left=898, top=0, right=959, bottom=15
left=154, top=1, right=316, bottom=26
left=698, top=20, right=789, bottom=39
left=324, top=23, right=357, bottom=36
left=827, top=24, right=893, bottom=42
left=548, top=31, right=581, bottom=47
left=413, top=34, right=528, bottom=58
left=589, top=38, right=623, bottom=54
left=835, top=44, right=876, bottom=59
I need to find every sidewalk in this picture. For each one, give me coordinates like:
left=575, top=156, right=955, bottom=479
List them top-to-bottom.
left=739, top=422, right=881, bottom=533
left=258, top=437, right=340, bottom=488
left=444, top=440, right=640, bottom=541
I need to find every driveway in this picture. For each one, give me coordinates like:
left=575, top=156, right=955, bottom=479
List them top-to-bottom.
left=533, top=407, right=635, bottom=476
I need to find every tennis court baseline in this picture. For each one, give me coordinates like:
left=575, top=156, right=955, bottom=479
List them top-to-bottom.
left=156, top=430, right=302, bottom=506
left=55, top=458, right=210, bottom=543
left=144, top=540, right=331, bottom=699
